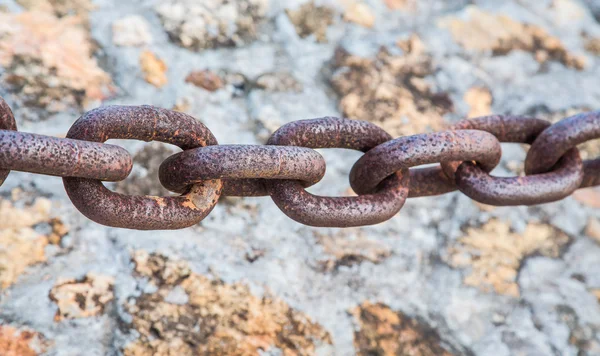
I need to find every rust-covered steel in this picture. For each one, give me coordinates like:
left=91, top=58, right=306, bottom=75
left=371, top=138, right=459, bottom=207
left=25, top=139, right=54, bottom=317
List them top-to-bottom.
left=0, top=95, right=599, bottom=229
left=0, top=97, right=17, bottom=186
left=62, top=105, right=222, bottom=230
left=444, top=116, right=584, bottom=205
left=266, top=117, right=409, bottom=227
left=0, top=130, right=132, bottom=181
left=349, top=130, right=502, bottom=196
left=159, top=145, right=326, bottom=196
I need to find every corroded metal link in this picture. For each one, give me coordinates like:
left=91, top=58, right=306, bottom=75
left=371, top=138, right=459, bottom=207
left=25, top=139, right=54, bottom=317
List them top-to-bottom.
left=0, top=97, right=17, bottom=186
left=63, top=105, right=222, bottom=230
left=525, top=111, right=600, bottom=189
left=443, top=115, right=584, bottom=206
left=266, top=117, right=409, bottom=228
left=0, top=130, right=132, bottom=181
left=349, top=130, right=502, bottom=196
left=159, top=145, right=326, bottom=196
left=582, top=160, right=600, bottom=188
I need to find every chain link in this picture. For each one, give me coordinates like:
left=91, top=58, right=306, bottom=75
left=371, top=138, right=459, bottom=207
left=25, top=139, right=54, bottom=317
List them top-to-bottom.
left=0, top=96, right=599, bottom=229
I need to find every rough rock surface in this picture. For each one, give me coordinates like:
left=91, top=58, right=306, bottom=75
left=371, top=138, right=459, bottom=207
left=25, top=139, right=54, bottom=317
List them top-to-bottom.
left=1, top=0, right=600, bottom=355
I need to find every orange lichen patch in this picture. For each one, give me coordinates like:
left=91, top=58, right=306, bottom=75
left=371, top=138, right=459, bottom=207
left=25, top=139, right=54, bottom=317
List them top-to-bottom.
left=16, top=0, right=95, bottom=19
left=384, top=0, right=408, bottom=10
left=286, top=2, right=335, bottom=43
left=342, top=2, right=375, bottom=28
left=439, top=6, right=585, bottom=70
left=0, top=10, right=113, bottom=111
left=330, top=35, right=452, bottom=137
left=585, top=37, right=600, bottom=55
left=140, top=50, right=168, bottom=88
left=185, top=70, right=224, bottom=91
left=464, top=87, right=492, bottom=118
left=574, top=188, right=600, bottom=208
left=0, top=198, right=68, bottom=289
left=585, top=218, right=600, bottom=243
left=447, top=220, right=570, bottom=297
left=315, top=231, right=391, bottom=271
left=124, top=251, right=332, bottom=356
left=49, top=273, right=115, bottom=321
left=592, top=289, right=600, bottom=303
left=350, top=302, right=455, bottom=356
left=0, top=326, right=48, bottom=356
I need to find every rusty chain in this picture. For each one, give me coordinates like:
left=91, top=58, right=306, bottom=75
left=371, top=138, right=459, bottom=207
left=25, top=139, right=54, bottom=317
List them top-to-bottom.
left=1, top=96, right=599, bottom=229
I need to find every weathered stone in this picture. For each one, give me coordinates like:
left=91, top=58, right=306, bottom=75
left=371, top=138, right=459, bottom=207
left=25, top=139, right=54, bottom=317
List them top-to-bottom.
left=155, top=0, right=268, bottom=51
left=286, top=2, right=335, bottom=43
left=112, top=15, right=153, bottom=47
left=330, top=35, right=452, bottom=136
left=140, top=50, right=168, bottom=88
left=447, top=220, right=570, bottom=297
left=124, top=251, right=332, bottom=356
left=49, top=273, right=115, bottom=321
left=350, top=302, right=457, bottom=356
left=0, top=326, right=48, bottom=356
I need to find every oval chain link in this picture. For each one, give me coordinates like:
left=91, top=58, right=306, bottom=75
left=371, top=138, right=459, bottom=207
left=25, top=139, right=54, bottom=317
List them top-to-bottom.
left=62, top=105, right=223, bottom=230
left=442, top=116, right=583, bottom=205
left=265, top=117, right=409, bottom=228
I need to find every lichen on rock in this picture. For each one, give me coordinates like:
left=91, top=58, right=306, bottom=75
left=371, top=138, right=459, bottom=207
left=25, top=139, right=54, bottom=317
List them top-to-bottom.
left=155, top=0, right=269, bottom=51
left=286, top=2, right=335, bottom=43
left=439, top=6, right=586, bottom=70
left=0, top=8, right=113, bottom=113
left=329, top=35, right=453, bottom=137
left=140, top=50, right=168, bottom=88
left=0, top=197, right=68, bottom=289
left=447, top=219, right=570, bottom=297
left=315, top=231, right=391, bottom=271
left=124, top=251, right=332, bottom=356
left=49, top=273, right=115, bottom=321
left=350, top=302, right=457, bottom=356
left=0, top=325, right=48, bottom=356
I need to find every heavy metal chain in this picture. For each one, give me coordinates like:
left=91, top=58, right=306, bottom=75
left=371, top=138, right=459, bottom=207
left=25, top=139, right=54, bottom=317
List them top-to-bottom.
left=1, top=96, right=598, bottom=230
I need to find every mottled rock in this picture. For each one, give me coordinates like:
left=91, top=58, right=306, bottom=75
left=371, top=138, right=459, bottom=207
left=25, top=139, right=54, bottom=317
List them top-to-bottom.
left=16, top=0, right=95, bottom=19
left=155, top=0, right=268, bottom=51
left=384, top=0, right=408, bottom=10
left=286, top=2, right=335, bottom=43
left=343, top=2, right=376, bottom=28
left=439, top=6, right=586, bottom=70
left=0, top=10, right=113, bottom=112
left=112, top=15, right=153, bottom=47
left=330, top=35, right=452, bottom=136
left=585, top=37, right=600, bottom=55
left=139, top=50, right=168, bottom=88
left=185, top=70, right=224, bottom=92
left=254, top=72, right=303, bottom=92
left=464, top=87, right=492, bottom=118
left=115, top=143, right=176, bottom=197
left=0, top=198, right=67, bottom=289
left=447, top=220, right=570, bottom=297
left=316, top=231, right=391, bottom=271
left=124, top=251, right=332, bottom=356
left=49, top=273, right=115, bottom=321
left=350, top=302, right=458, bottom=355
left=0, top=326, right=48, bottom=356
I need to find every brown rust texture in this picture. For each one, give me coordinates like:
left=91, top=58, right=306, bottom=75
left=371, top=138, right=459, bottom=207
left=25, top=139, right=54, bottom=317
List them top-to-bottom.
left=0, top=97, right=17, bottom=186
left=62, top=105, right=223, bottom=230
left=525, top=111, right=600, bottom=188
left=444, top=115, right=584, bottom=206
left=266, top=117, right=409, bottom=227
left=0, top=130, right=132, bottom=181
left=349, top=130, right=502, bottom=197
left=159, top=145, right=326, bottom=196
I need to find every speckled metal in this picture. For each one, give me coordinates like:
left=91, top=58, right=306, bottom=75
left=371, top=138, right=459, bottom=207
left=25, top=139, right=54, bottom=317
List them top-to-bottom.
left=0, top=97, right=17, bottom=186
left=63, top=105, right=223, bottom=230
left=525, top=111, right=600, bottom=188
left=443, top=115, right=584, bottom=206
left=265, top=117, right=409, bottom=228
left=0, top=130, right=132, bottom=181
left=349, top=130, right=502, bottom=196
left=159, top=145, right=326, bottom=196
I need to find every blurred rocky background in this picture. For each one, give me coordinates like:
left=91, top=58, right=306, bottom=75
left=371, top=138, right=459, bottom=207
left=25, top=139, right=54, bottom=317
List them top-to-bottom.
left=1, top=0, right=600, bottom=355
